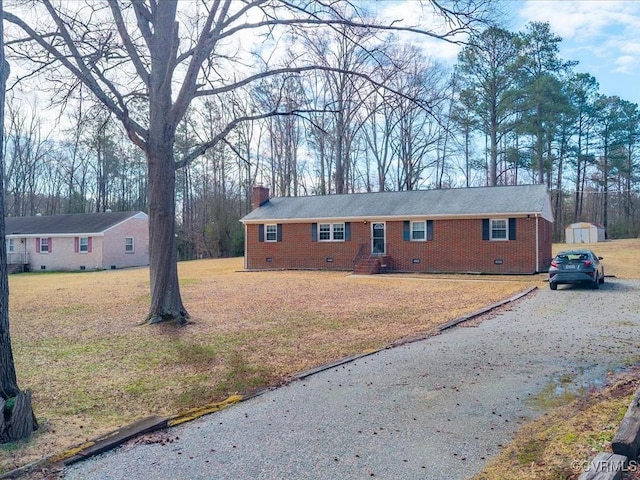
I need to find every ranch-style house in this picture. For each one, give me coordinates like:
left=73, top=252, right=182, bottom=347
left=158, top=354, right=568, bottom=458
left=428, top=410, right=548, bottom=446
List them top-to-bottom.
left=240, top=184, right=553, bottom=275
left=5, top=211, right=149, bottom=272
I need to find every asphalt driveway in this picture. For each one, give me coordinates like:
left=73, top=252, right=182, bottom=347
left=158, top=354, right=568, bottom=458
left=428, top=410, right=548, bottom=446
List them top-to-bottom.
left=64, top=279, right=640, bottom=480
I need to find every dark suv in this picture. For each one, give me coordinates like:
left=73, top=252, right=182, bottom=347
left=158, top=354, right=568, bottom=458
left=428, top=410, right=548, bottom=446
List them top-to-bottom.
left=548, top=249, right=604, bottom=290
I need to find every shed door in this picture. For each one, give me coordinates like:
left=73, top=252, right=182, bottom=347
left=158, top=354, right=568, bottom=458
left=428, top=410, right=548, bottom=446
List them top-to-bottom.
left=574, top=227, right=590, bottom=243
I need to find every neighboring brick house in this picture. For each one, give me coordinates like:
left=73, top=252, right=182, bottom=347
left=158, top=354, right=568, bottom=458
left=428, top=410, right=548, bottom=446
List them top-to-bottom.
left=240, top=184, right=554, bottom=274
left=5, top=211, right=149, bottom=272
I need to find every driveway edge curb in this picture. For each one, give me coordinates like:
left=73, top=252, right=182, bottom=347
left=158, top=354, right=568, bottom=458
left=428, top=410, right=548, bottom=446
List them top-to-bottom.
left=438, top=286, right=538, bottom=331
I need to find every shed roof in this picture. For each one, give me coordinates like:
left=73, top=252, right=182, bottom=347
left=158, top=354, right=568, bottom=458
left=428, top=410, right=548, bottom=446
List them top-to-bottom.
left=241, top=184, right=553, bottom=223
left=5, top=211, right=147, bottom=236
left=566, top=222, right=605, bottom=229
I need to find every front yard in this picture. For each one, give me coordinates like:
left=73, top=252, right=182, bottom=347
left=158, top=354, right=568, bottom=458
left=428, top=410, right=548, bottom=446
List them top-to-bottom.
left=4, top=238, right=638, bottom=476
left=3, top=257, right=536, bottom=473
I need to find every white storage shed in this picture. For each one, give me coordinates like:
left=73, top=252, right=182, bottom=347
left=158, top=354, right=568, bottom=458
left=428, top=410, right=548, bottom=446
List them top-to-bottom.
left=565, top=222, right=605, bottom=243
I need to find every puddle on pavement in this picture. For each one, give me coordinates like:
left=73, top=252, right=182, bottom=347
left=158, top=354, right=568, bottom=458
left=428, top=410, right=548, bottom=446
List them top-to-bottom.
left=526, top=363, right=625, bottom=410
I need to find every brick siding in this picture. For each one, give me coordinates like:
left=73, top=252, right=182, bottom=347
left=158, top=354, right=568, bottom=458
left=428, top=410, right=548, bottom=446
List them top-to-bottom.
left=245, top=217, right=553, bottom=274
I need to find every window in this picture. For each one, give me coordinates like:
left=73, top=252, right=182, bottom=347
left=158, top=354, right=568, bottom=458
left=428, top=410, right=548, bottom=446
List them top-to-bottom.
left=490, top=219, right=508, bottom=240
left=404, top=220, right=433, bottom=241
left=411, top=221, right=426, bottom=241
left=318, top=223, right=345, bottom=242
left=259, top=224, right=282, bottom=242
left=265, top=224, right=277, bottom=242
left=319, top=224, right=331, bottom=240
left=333, top=224, right=344, bottom=240
left=75, top=237, right=92, bottom=253
left=79, top=237, right=89, bottom=253
left=125, top=237, right=135, bottom=253
left=39, top=238, right=49, bottom=253
left=6, top=239, right=14, bottom=254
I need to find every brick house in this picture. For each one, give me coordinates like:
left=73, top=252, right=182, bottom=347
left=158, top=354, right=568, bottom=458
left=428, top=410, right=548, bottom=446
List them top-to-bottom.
left=240, top=184, right=553, bottom=274
left=5, top=211, right=149, bottom=272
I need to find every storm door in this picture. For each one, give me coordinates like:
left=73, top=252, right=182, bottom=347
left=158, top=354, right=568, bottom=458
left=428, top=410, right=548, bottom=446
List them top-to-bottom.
left=371, top=222, right=386, bottom=255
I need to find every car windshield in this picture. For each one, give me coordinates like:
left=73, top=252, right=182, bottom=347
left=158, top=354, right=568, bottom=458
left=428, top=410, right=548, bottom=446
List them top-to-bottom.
left=556, top=252, right=590, bottom=262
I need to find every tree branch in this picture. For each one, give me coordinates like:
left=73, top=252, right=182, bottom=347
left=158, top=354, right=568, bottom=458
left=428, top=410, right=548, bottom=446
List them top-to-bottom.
left=108, top=0, right=150, bottom=87
left=3, top=9, right=149, bottom=150
left=175, top=108, right=331, bottom=170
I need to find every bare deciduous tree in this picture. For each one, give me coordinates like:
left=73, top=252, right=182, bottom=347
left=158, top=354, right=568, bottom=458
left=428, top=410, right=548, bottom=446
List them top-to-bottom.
left=0, top=0, right=38, bottom=443
left=4, top=1, right=489, bottom=324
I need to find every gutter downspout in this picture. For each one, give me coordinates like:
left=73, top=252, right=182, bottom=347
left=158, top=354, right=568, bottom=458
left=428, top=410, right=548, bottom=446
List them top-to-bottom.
left=535, top=214, right=540, bottom=273
left=243, top=224, right=248, bottom=270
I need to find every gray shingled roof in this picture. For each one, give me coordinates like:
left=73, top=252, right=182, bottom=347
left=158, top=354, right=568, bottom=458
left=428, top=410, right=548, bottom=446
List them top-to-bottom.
left=241, top=185, right=552, bottom=223
left=5, top=211, right=146, bottom=236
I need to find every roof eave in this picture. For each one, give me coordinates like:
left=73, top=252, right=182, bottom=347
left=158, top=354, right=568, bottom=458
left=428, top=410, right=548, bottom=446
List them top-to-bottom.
left=241, top=211, right=548, bottom=224
left=6, top=232, right=107, bottom=238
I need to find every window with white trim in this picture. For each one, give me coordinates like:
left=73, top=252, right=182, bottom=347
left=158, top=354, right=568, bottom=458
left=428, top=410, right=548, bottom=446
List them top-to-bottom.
left=490, top=219, right=508, bottom=240
left=411, top=221, right=426, bottom=241
left=319, top=223, right=345, bottom=242
left=319, top=223, right=331, bottom=240
left=332, top=223, right=344, bottom=241
left=265, top=224, right=277, bottom=242
left=79, top=237, right=89, bottom=253
left=125, top=237, right=135, bottom=253
left=40, top=238, right=49, bottom=253
left=6, top=239, right=14, bottom=253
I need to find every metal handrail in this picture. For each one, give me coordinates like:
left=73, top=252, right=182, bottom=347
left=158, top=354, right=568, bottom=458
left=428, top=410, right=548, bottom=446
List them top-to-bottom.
left=353, top=243, right=366, bottom=265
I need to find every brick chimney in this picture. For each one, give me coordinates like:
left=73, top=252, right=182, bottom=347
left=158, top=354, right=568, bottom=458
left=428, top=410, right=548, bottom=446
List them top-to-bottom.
left=252, top=185, right=270, bottom=210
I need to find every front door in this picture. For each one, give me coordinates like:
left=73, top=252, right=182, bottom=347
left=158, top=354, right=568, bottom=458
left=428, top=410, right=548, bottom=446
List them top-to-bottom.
left=371, top=222, right=386, bottom=255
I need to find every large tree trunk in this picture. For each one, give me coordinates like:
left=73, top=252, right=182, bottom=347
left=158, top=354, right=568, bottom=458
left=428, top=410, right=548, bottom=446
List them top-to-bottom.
left=144, top=2, right=189, bottom=325
left=0, top=3, right=38, bottom=440
left=146, top=143, right=189, bottom=325
left=0, top=391, right=37, bottom=443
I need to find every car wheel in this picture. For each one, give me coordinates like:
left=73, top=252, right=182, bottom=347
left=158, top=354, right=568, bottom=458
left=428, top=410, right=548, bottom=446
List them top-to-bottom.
left=593, top=275, right=600, bottom=289
left=550, top=282, right=557, bottom=290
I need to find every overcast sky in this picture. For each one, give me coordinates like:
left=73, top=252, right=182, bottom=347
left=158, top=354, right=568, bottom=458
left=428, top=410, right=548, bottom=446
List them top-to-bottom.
left=509, top=0, right=640, bottom=105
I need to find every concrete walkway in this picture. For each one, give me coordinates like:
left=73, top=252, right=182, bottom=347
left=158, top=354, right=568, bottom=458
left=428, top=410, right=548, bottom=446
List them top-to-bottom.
left=64, top=279, right=640, bottom=480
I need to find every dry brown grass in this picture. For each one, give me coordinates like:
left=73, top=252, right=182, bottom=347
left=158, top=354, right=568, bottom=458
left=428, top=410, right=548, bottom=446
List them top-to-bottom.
left=4, top=238, right=639, bottom=475
left=553, top=238, right=640, bottom=279
left=2, top=257, right=534, bottom=473
left=474, top=371, right=640, bottom=480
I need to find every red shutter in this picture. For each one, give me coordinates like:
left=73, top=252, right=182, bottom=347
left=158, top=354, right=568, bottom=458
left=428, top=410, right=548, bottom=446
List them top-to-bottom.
left=48, top=237, right=53, bottom=253
left=74, top=237, right=79, bottom=253
left=88, top=237, right=92, bottom=253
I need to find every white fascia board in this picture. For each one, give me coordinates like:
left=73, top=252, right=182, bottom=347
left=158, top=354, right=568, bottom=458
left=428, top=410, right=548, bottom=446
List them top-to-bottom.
left=102, top=212, right=147, bottom=234
left=241, top=212, right=546, bottom=224
left=6, top=232, right=106, bottom=238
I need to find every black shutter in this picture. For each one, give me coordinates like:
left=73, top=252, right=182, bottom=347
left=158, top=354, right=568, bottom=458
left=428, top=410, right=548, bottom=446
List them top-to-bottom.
left=509, top=218, right=516, bottom=240
left=482, top=219, right=490, bottom=241
left=426, top=220, right=434, bottom=241
left=403, top=221, right=410, bottom=241
left=345, top=222, right=351, bottom=241
left=311, top=223, right=318, bottom=242
left=258, top=224, right=265, bottom=242
left=277, top=224, right=283, bottom=242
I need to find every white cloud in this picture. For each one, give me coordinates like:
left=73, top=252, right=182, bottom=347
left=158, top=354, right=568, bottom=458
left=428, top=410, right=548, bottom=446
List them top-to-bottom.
left=516, top=0, right=640, bottom=104
left=375, top=1, right=468, bottom=63
left=517, top=1, right=640, bottom=41
left=614, top=55, right=636, bottom=73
